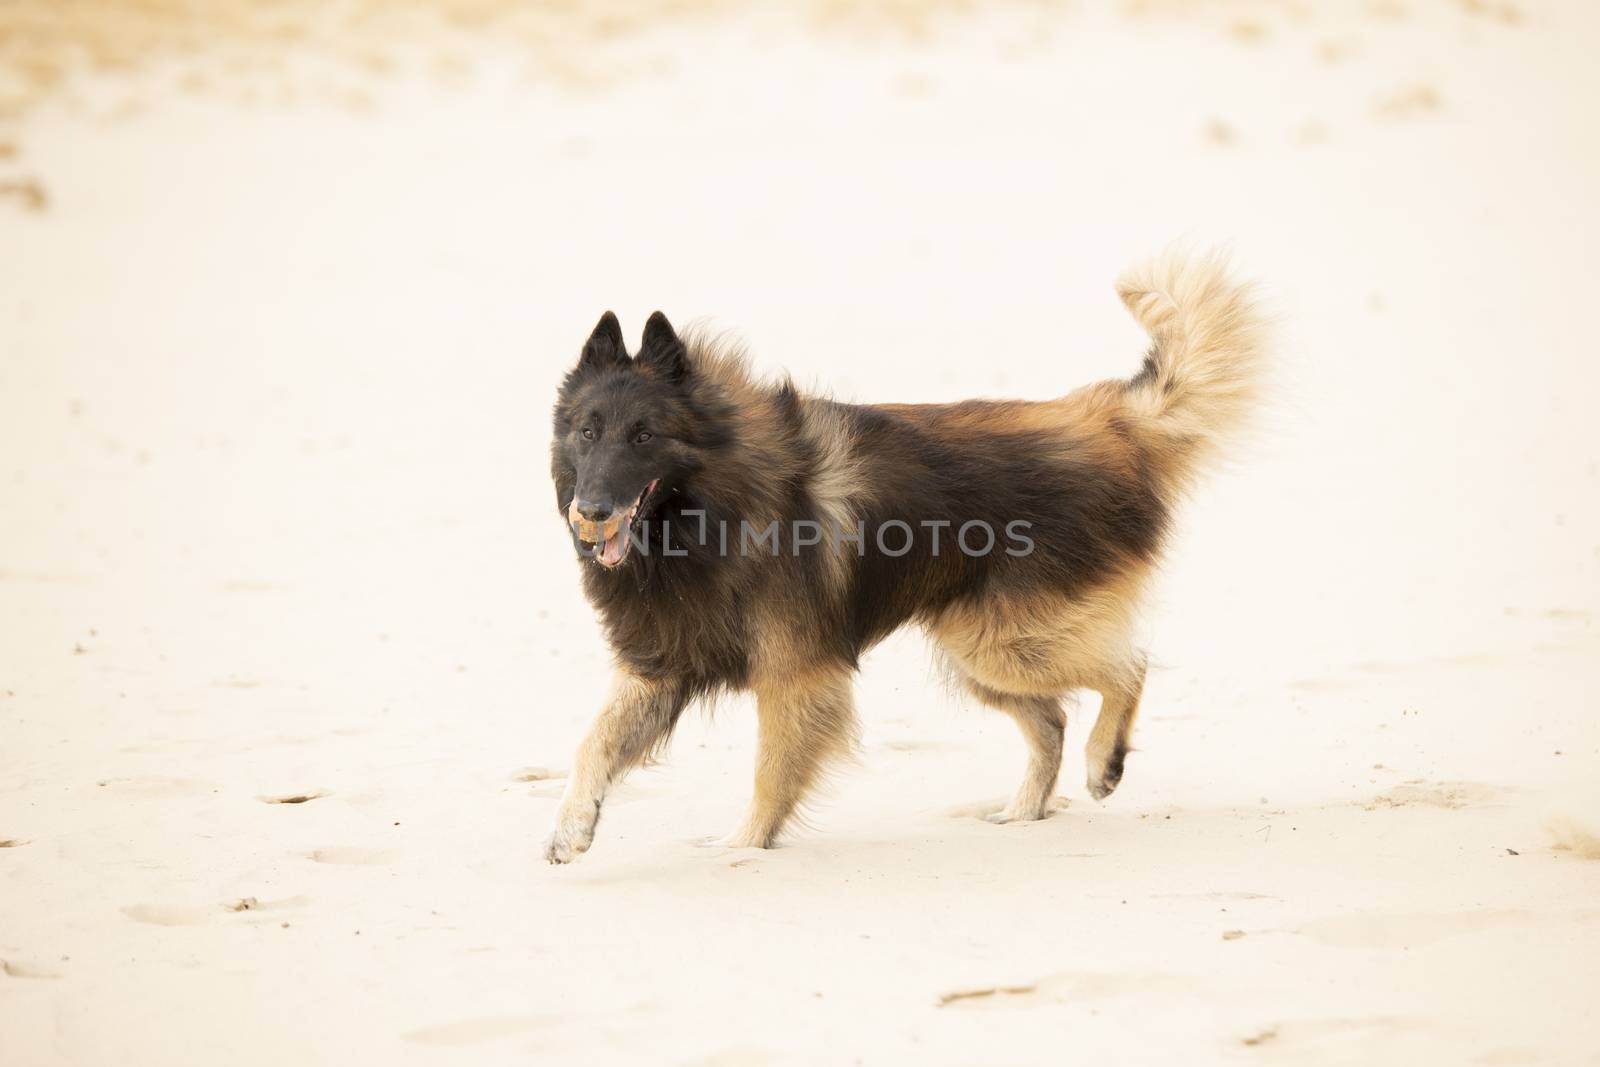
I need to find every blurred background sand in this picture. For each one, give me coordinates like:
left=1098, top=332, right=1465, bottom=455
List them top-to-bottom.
left=1, top=2, right=1597, bottom=1064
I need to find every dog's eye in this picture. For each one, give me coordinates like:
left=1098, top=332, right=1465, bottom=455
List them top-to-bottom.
left=580, top=427, right=596, bottom=441
left=634, top=431, right=653, bottom=445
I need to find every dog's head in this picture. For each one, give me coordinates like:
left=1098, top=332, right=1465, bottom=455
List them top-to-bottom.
left=550, top=311, right=709, bottom=568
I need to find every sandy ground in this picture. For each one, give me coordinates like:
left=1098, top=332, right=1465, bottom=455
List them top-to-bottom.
left=2, top=1, right=1598, bottom=1063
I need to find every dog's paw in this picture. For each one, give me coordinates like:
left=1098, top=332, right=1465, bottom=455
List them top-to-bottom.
left=1086, top=740, right=1128, bottom=802
left=1086, top=758, right=1125, bottom=802
left=984, top=803, right=1050, bottom=825
left=544, top=815, right=596, bottom=865
left=715, top=825, right=775, bottom=850
left=544, top=831, right=589, bottom=864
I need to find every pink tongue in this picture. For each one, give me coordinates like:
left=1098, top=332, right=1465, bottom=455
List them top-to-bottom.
left=599, top=528, right=629, bottom=565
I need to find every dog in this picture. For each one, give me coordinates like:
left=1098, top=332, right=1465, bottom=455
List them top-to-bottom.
left=545, top=251, right=1265, bottom=863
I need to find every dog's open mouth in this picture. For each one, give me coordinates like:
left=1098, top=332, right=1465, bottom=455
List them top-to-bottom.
left=569, top=479, right=660, bottom=568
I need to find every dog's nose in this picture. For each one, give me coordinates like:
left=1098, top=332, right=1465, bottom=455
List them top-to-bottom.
left=574, top=498, right=613, bottom=523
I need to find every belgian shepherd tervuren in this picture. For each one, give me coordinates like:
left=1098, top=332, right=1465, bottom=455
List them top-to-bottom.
left=545, top=251, right=1265, bottom=863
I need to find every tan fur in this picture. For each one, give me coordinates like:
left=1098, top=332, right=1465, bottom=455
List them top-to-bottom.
left=1116, top=248, right=1267, bottom=495
left=906, top=252, right=1263, bottom=810
left=795, top=397, right=868, bottom=594
left=929, top=567, right=1151, bottom=805
left=930, top=569, right=1149, bottom=695
left=1085, top=660, right=1145, bottom=801
left=724, top=662, right=860, bottom=848
left=545, top=670, right=678, bottom=864
left=959, top=679, right=1066, bottom=823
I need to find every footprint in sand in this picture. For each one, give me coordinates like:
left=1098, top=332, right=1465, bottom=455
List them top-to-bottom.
left=1374, top=83, right=1443, bottom=119
left=1543, top=607, right=1590, bottom=622
left=213, top=677, right=265, bottom=690
left=880, top=738, right=951, bottom=753
left=511, top=767, right=563, bottom=783
left=1364, top=779, right=1504, bottom=811
left=259, top=790, right=330, bottom=805
left=945, top=798, right=1067, bottom=821
left=946, top=799, right=1008, bottom=820
left=1545, top=816, right=1600, bottom=859
left=306, top=847, right=392, bottom=865
left=125, top=894, right=314, bottom=924
left=228, top=895, right=311, bottom=914
left=122, top=902, right=217, bottom=926
left=1297, top=909, right=1526, bottom=949
left=2, top=958, right=63, bottom=980
left=937, top=971, right=1189, bottom=1008
left=937, top=984, right=1038, bottom=1007
left=402, top=1016, right=549, bottom=1046
left=1236, top=1016, right=1421, bottom=1051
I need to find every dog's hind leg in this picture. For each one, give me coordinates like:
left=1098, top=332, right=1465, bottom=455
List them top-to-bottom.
left=1086, top=656, right=1146, bottom=801
left=723, top=666, right=858, bottom=849
left=545, top=670, right=686, bottom=864
left=962, top=678, right=1066, bottom=823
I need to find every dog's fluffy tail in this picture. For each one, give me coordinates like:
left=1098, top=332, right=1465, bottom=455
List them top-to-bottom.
left=1117, top=249, right=1267, bottom=495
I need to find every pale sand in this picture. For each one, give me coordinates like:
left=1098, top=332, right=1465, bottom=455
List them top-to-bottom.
left=1, top=2, right=1597, bottom=1064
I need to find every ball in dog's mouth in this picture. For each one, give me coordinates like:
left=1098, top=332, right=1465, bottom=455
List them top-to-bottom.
left=569, top=479, right=659, bottom=568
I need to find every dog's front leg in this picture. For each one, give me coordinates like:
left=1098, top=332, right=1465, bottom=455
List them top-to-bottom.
left=723, top=665, right=858, bottom=849
left=545, top=670, right=684, bottom=864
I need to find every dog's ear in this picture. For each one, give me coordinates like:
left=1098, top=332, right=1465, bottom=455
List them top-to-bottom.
left=579, top=311, right=628, bottom=370
left=637, top=311, right=689, bottom=383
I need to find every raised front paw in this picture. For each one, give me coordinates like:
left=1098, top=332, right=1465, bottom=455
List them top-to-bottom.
left=1086, top=748, right=1127, bottom=802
